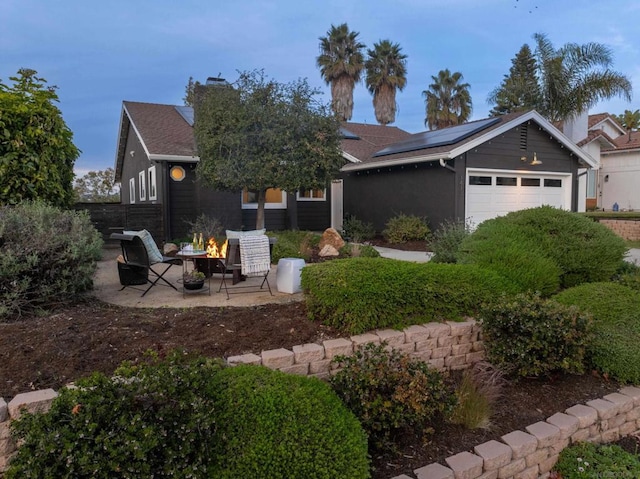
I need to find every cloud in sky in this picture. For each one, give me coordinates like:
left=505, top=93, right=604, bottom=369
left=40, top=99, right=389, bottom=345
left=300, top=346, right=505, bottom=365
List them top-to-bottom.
left=2, top=0, right=638, bottom=174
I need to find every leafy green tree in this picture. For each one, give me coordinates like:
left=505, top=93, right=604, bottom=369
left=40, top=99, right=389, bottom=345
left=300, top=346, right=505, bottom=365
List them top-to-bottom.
left=317, top=23, right=365, bottom=121
left=488, top=33, right=632, bottom=122
left=365, top=39, right=408, bottom=125
left=488, top=44, right=541, bottom=116
left=0, top=68, right=79, bottom=207
left=422, top=69, right=472, bottom=130
left=194, top=70, right=344, bottom=230
left=183, top=76, right=201, bottom=107
left=616, top=108, right=640, bottom=141
left=74, top=168, right=120, bottom=202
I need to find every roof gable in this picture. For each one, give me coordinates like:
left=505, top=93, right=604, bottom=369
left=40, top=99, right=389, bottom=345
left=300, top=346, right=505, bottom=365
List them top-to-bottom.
left=342, top=110, right=597, bottom=171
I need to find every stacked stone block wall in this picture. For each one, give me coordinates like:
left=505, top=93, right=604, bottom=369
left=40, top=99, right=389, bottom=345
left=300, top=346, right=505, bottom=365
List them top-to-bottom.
left=598, top=218, right=640, bottom=241
left=2, top=320, right=639, bottom=478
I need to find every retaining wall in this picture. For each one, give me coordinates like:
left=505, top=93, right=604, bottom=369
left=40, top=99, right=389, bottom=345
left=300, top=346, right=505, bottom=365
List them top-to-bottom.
left=598, top=218, right=640, bottom=241
left=2, top=319, right=639, bottom=478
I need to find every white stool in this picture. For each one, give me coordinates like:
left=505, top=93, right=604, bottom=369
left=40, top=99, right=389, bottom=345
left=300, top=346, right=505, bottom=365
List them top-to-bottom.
left=276, top=258, right=306, bottom=294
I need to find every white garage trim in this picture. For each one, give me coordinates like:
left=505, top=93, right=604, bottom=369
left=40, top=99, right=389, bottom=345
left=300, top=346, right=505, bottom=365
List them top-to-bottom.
left=465, top=168, right=572, bottom=227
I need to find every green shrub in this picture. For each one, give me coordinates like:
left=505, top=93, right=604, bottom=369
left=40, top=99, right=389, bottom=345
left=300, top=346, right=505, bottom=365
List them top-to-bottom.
left=0, top=202, right=103, bottom=320
left=459, top=206, right=628, bottom=290
left=341, top=214, right=375, bottom=242
left=382, top=214, right=430, bottom=243
left=429, top=218, right=472, bottom=263
left=270, top=230, right=320, bottom=263
left=301, top=258, right=519, bottom=334
left=613, top=260, right=640, bottom=292
left=554, top=282, right=640, bottom=383
left=479, top=293, right=592, bottom=377
left=330, top=343, right=455, bottom=450
left=7, top=351, right=225, bottom=478
left=209, top=364, right=370, bottom=479
left=553, top=442, right=640, bottom=478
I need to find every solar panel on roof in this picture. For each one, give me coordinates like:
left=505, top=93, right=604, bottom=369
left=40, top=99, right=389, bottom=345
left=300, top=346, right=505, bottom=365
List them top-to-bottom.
left=175, top=105, right=195, bottom=126
left=373, top=117, right=501, bottom=157
left=340, top=127, right=360, bottom=140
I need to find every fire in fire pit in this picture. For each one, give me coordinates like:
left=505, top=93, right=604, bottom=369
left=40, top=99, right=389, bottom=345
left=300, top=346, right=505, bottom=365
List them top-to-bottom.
left=206, top=237, right=228, bottom=258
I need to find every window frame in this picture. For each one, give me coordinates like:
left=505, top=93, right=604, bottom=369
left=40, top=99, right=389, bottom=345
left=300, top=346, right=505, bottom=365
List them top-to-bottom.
left=148, top=165, right=157, bottom=201
left=138, top=171, right=146, bottom=201
left=129, top=178, right=136, bottom=204
left=241, top=188, right=287, bottom=209
left=296, top=188, right=326, bottom=202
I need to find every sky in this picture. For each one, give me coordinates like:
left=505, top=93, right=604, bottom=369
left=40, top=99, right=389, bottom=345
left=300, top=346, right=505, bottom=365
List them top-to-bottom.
left=2, top=0, right=639, bottom=177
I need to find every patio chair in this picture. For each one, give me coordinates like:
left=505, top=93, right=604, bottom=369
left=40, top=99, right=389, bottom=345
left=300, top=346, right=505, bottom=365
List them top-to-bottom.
left=110, top=230, right=182, bottom=297
left=219, top=234, right=274, bottom=299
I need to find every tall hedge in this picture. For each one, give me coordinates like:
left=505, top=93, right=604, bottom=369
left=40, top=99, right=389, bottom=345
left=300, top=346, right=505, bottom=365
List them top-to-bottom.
left=0, top=202, right=103, bottom=320
left=459, top=206, right=628, bottom=292
left=301, top=257, right=519, bottom=334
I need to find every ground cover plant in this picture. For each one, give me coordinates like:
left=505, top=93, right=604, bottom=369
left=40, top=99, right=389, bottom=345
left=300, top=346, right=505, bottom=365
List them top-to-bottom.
left=382, top=214, right=430, bottom=243
left=428, top=217, right=472, bottom=263
left=554, top=282, right=640, bottom=384
left=552, top=441, right=640, bottom=478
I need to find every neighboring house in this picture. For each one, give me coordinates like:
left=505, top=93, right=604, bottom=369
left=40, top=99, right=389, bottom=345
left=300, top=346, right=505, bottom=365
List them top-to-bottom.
left=115, top=103, right=597, bottom=239
left=340, top=110, right=597, bottom=231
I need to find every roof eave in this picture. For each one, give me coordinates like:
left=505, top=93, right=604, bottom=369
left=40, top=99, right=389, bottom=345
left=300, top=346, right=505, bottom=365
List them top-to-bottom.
left=341, top=152, right=446, bottom=172
left=148, top=154, right=199, bottom=162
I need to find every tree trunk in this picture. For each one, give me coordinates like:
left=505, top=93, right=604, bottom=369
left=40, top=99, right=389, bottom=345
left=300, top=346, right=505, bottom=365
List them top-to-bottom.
left=256, top=188, right=266, bottom=230
left=287, top=192, right=298, bottom=230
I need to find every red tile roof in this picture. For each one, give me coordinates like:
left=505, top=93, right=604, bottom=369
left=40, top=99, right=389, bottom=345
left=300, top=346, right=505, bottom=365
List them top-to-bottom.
left=604, top=129, right=640, bottom=152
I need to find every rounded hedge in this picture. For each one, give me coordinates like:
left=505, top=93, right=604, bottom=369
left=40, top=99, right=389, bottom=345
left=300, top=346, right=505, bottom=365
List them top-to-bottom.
left=0, top=201, right=103, bottom=320
left=459, top=206, right=628, bottom=293
left=301, top=257, right=520, bottom=334
left=554, top=282, right=640, bottom=383
left=209, top=364, right=370, bottom=479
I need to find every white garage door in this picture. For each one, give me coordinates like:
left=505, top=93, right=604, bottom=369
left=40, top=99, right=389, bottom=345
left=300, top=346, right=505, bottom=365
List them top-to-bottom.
left=465, top=169, right=571, bottom=227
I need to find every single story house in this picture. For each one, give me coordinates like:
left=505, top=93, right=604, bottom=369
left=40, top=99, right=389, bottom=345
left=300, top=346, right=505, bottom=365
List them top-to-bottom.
left=114, top=102, right=597, bottom=239
left=340, top=110, right=597, bottom=231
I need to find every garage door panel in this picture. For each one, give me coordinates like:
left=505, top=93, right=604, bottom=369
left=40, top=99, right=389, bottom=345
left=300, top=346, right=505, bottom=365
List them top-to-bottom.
left=466, top=170, right=570, bottom=226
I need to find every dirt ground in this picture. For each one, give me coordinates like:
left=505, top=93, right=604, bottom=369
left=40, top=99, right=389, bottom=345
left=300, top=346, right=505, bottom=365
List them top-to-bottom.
left=1, top=239, right=637, bottom=477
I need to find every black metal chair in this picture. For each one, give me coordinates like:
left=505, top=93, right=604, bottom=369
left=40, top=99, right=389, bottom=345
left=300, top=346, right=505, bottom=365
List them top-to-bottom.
left=110, top=232, right=182, bottom=297
left=218, top=236, right=276, bottom=299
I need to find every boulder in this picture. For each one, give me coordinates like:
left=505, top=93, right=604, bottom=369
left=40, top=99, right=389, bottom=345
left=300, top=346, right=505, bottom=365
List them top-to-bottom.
left=318, top=228, right=345, bottom=251
left=319, top=244, right=340, bottom=257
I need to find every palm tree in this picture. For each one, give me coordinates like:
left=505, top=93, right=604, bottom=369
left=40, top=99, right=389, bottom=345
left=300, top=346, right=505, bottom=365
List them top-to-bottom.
left=317, top=23, right=365, bottom=121
left=533, top=33, right=632, bottom=122
left=365, top=39, right=408, bottom=125
left=422, top=69, right=472, bottom=130
left=618, top=109, right=640, bottom=141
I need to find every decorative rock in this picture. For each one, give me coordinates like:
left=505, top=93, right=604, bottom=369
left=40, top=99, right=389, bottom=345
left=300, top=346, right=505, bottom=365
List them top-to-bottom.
left=318, top=227, right=345, bottom=251
left=163, top=242, right=179, bottom=256
left=318, top=244, right=340, bottom=257
left=0, top=398, right=6, bottom=422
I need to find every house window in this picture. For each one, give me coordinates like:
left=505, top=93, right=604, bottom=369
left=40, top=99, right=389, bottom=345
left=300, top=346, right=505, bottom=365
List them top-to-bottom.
left=170, top=165, right=186, bottom=181
left=148, top=166, right=157, bottom=201
left=586, top=170, right=596, bottom=198
left=138, top=171, right=146, bottom=201
left=469, top=176, right=492, bottom=186
left=496, top=177, right=517, bottom=186
left=129, top=178, right=135, bottom=204
left=521, top=178, right=541, bottom=187
left=544, top=179, right=562, bottom=188
left=242, top=188, right=287, bottom=209
left=297, top=188, right=326, bottom=201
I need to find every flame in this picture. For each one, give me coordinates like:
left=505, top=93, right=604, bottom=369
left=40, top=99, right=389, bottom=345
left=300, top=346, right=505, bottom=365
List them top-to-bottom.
left=206, top=238, right=228, bottom=258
